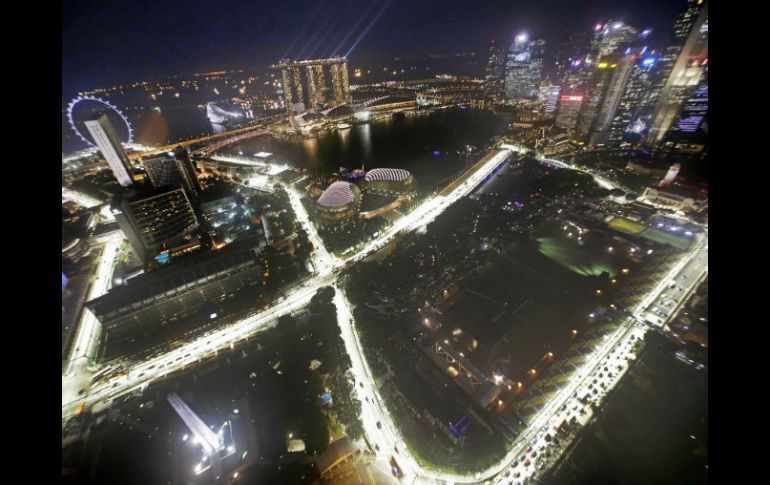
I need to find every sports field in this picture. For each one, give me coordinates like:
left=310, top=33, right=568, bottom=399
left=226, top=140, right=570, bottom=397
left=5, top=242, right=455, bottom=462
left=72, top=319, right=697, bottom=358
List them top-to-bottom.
left=607, top=216, right=647, bottom=235
left=641, top=228, right=693, bottom=251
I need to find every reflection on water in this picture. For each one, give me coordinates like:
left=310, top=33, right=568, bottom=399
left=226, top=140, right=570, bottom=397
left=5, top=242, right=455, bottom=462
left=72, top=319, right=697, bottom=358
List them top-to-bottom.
left=224, top=108, right=513, bottom=187
left=358, top=123, right=372, bottom=161
left=338, top=126, right=350, bottom=153
left=302, top=138, right=320, bottom=167
left=537, top=236, right=618, bottom=278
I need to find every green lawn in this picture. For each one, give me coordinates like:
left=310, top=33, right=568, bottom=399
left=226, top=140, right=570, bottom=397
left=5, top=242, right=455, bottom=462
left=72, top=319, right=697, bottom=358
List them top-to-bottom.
left=607, top=216, right=647, bottom=235
left=641, top=228, right=693, bottom=251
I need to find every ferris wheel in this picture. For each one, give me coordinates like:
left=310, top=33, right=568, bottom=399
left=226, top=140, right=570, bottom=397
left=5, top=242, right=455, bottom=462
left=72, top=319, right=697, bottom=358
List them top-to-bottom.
left=66, top=95, right=134, bottom=148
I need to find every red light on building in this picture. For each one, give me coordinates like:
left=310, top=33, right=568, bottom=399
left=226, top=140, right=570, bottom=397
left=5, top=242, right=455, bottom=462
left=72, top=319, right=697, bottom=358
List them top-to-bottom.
left=560, top=95, right=583, bottom=102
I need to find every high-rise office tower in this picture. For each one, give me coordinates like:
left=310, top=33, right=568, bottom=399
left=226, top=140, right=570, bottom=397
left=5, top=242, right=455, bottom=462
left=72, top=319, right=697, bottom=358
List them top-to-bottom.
left=658, top=0, right=706, bottom=86
left=648, top=2, right=707, bottom=142
left=581, top=20, right=637, bottom=88
left=597, top=21, right=638, bottom=57
left=585, top=23, right=605, bottom=64
left=555, top=31, right=590, bottom=83
left=505, top=33, right=531, bottom=99
left=505, top=34, right=546, bottom=100
left=483, top=39, right=506, bottom=101
left=526, top=39, right=547, bottom=98
left=607, top=52, right=659, bottom=144
left=589, top=53, right=636, bottom=145
left=576, top=54, right=619, bottom=139
left=274, top=57, right=350, bottom=120
left=562, top=58, right=586, bottom=93
left=330, top=60, right=351, bottom=105
left=669, top=63, right=708, bottom=138
left=306, top=64, right=327, bottom=111
left=280, top=65, right=304, bottom=116
left=542, top=84, right=562, bottom=114
left=556, top=94, right=584, bottom=133
left=84, top=113, right=134, bottom=187
left=142, top=147, right=202, bottom=197
left=170, top=147, right=203, bottom=196
left=660, top=163, right=681, bottom=186
left=112, top=187, right=200, bottom=265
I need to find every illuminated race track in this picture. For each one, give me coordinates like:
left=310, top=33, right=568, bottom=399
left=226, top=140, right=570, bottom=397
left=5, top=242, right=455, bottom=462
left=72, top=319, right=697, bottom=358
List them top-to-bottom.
left=134, top=124, right=266, bottom=158
left=62, top=142, right=708, bottom=485
left=62, top=144, right=518, bottom=420
left=62, top=187, right=115, bottom=222
left=62, top=234, right=122, bottom=409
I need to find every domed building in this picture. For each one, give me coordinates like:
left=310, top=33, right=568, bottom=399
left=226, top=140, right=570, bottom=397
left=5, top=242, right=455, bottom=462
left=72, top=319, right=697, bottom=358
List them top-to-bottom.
left=364, top=168, right=416, bottom=194
left=315, top=181, right=361, bottom=227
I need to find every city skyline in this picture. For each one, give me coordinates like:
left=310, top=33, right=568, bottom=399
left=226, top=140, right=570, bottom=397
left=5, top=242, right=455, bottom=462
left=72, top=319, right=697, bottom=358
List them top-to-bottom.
left=63, top=0, right=683, bottom=98
left=62, top=2, right=708, bottom=484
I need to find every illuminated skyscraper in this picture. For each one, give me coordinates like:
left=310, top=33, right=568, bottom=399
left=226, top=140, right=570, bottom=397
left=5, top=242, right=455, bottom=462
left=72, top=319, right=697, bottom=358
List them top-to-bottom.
left=658, top=0, right=706, bottom=85
left=648, top=2, right=708, bottom=142
left=597, top=21, right=638, bottom=57
left=555, top=31, right=590, bottom=83
left=505, top=33, right=530, bottom=99
left=505, top=34, right=546, bottom=100
left=526, top=39, right=547, bottom=98
left=483, top=40, right=506, bottom=101
left=607, top=52, right=659, bottom=144
left=589, top=53, right=635, bottom=145
left=576, top=54, right=619, bottom=139
left=274, top=57, right=350, bottom=119
left=330, top=60, right=351, bottom=105
left=669, top=63, right=708, bottom=138
left=306, top=64, right=327, bottom=111
left=280, top=65, right=304, bottom=116
left=542, top=84, right=561, bottom=114
left=556, top=94, right=584, bottom=133
left=84, top=113, right=133, bottom=187
left=142, top=147, right=202, bottom=197
left=661, top=163, right=681, bottom=186
left=112, top=187, right=200, bottom=265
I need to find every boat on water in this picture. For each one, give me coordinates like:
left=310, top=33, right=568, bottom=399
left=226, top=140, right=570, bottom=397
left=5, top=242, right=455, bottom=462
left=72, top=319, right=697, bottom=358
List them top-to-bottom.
left=337, top=122, right=351, bottom=129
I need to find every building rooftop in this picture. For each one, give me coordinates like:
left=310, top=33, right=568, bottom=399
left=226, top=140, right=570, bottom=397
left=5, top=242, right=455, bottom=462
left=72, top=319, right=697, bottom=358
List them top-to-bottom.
left=365, top=168, right=411, bottom=182
left=318, top=181, right=356, bottom=207
left=651, top=182, right=707, bottom=200
left=88, top=238, right=262, bottom=317
left=315, top=436, right=357, bottom=476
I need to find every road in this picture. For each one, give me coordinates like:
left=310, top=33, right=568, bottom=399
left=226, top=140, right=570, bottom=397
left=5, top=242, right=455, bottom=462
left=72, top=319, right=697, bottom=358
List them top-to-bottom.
left=133, top=123, right=266, bottom=158
left=62, top=141, right=708, bottom=485
left=62, top=144, right=517, bottom=420
left=62, top=187, right=115, bottom=222
left=62, top=234, right=122, bottom=408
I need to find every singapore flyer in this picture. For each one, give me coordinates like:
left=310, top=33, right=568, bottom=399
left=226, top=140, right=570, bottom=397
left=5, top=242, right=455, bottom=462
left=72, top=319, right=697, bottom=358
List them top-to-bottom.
left=66, top=96, right=134, bottom=148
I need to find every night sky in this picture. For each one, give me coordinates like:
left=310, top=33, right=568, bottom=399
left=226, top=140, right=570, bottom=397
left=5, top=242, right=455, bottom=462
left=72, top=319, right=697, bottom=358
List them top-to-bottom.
left=62, top=0, right=683, bottom=97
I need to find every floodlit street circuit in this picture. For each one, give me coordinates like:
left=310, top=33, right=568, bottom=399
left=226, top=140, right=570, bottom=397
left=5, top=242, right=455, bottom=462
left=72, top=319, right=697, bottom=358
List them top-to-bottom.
left=62, top=142, right=708, bottom=485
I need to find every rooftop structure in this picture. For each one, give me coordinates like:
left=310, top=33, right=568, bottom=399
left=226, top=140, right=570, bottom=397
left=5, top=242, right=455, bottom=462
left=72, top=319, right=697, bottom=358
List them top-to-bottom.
left=365, top=168, right=411, bottom=182
left=314, top=181, right=361, bottom=228
left=318, top=181, right=357, bottom=207
left=87, top=238, right=266, bottom=360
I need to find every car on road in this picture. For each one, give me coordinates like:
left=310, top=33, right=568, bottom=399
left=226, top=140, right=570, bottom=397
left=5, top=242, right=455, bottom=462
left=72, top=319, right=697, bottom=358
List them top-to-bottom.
left=377, top=421, right=382, bottom=429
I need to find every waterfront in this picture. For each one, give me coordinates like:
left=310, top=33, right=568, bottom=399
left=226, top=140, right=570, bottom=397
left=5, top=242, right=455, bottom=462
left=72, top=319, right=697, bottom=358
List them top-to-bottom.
left=222, top=108, right=514, bottom=188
